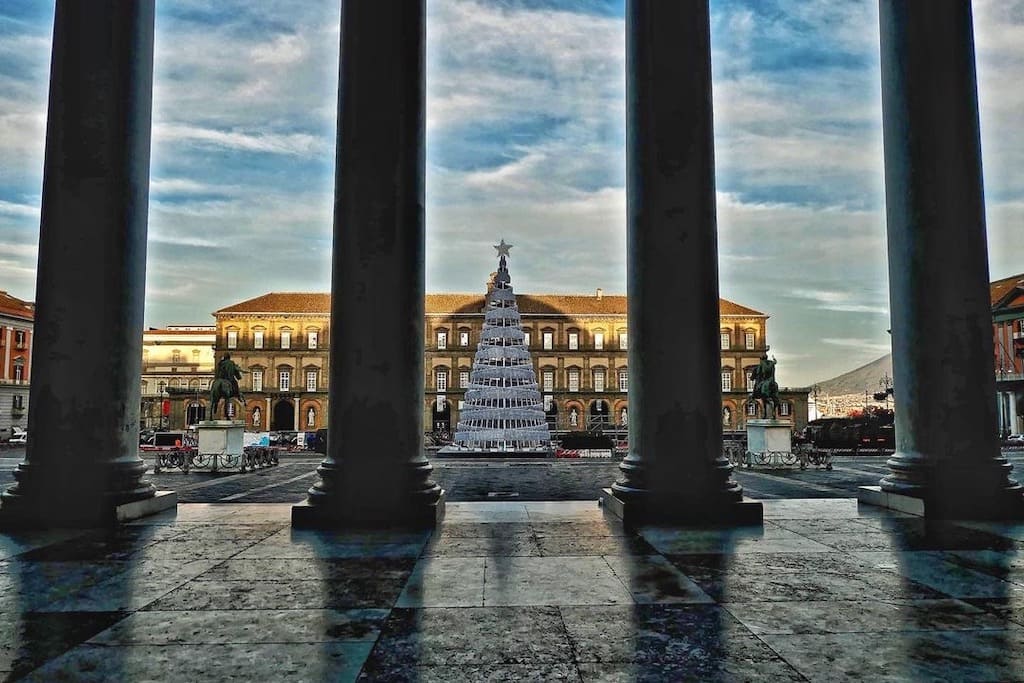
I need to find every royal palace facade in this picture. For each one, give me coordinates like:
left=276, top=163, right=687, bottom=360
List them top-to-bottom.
left=206, top=291, right=810, bottom=436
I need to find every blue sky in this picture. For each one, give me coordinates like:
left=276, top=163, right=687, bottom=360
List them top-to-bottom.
left=1, top=0, right=1022, bottom=387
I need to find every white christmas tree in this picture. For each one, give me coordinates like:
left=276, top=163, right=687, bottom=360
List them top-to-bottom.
left=451, top=240, right=551, bottom=451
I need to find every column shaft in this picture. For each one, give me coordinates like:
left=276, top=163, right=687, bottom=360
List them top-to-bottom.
left=1, top=0, right=160, bottom=526
left=295, top=0, right=442, bottom=527
left=610, top=0, right=749, bottom=522
left=878, top=0, right=1022, bottom=517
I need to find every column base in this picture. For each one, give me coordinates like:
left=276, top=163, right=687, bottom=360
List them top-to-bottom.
left=858, top=485, right=1024, bottom=520
left=599, top=488, right=763, bottom=526
left=292, top=489, right=446, bottom=529
left=0, top=490, right=177, bottom=529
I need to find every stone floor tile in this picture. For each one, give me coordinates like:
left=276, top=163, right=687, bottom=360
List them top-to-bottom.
left=761, top=498, right=862, bottom=519
left=443, top=508, right=531, bottom=523
left=769, top=518, right=880, bottom=534
left=531, top=520, right=627, bottom=537
left=436, top=522, right=533, bottom=539
left=155, top=523, right=285, bottom=542
left=639, top=525, right=832, bottom=555
left=0, top=530, right=84, bottom=561
left=426, top=534, right=542, bottom=557
left=536, top=534, right=653, bottom=557
left=132, top=538, right=260, bottom=561
left=235, top=539, right=426, bottom=560
left=855, top=550, right=1023, bottom=599
left=603, top=555, right=714, bottom=604
left=483, top=556, right=633, bottom=606
left=196, top=557, right=415, bottom=583
left=396, top=557, right=486, bottom=608
left=39, top=559, right=220, bottom=612
left=666, top=561, right=943, bottom=603
left=0, top=562, right=132, bottom=611
left=145, top=568, right=410, bottom=611
left=724, top=598, right=1007, bottom=635
left=563, top=604, right=802, bottom=680
left=363, top=606, right=574, bottom=668
left=89, top=608, right=389, bottom=644
left=0, top=611, right=125, bottom=679
left=763, top=629, right=1024, bottom=683
left=21, top=641, right=374, bottom=683
left=576, top=659, right=804, bottom=682
left=364, top=663, right=583, bottom=682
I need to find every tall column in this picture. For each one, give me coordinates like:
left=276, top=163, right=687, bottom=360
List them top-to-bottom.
left=293, top=0, right=443, bottom=527
left=605, top=0, right=759, bottom=524
left=1, top=1, right=174, bottom=527
left=874, top=1, right=1022, bottom=518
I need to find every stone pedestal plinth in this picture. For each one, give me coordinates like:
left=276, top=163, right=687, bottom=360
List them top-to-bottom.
left=746, top=419, right=793, bottom=454
left=197, top=421, right=244, bottom=470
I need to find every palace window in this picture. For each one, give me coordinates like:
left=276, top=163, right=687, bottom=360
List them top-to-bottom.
left=14, top=330, right=26, bottom=347
left=227, top=330, right=237, bottom=349
left=254, top=330, right=264, bottom=349
left=280, top=330, right=291, bottom=350
left=307, top=331, right=318, bottom=350
left=437, top=331, right=447, bottom=349
left=459, top=331, right=469, bottom=347
left=523, top=331, right=531, bottom=347
left=543, top=331, right=553, bottom=350
left=568, top=332, right=579, bottom=350
left=594, top=332, right=604, bottom=350
left=618, top=332, right=628, bottom=350
left=721, top=332, right=730, bottom=350
left=745, top=332, right=755, bottom=350
left=172, top=349, right=182, bottom=364
left=192, top=349, right=200, bottom=361
left=14, top=365, right=23, bottom=382
left=568, top=369, right=580, bottom=392
left=594, top=369, right=606, bottom=392
left=252, top=370, right=263, bottom=393
left=279, top=370, right=291, bottom=391
left=618, top=370, right=628, bottom=392
left=746, top=370, right=754, bottom=391
left=306, top=371, right=317, bottom=392
left=436, top=371, right=448, bottom=392
left=460, top=371, right=470, bottom=388
left=543, top=371, right=554, bottom=392
left=721, top=371, right=732, bottom=392
left=13, top=395, right=24, bottom=409
left=746, top=401, right=758, bottom=416
left=780, top=402, right=791, bottom=417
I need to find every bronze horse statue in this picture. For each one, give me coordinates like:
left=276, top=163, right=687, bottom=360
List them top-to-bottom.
left=210, top=353, right=245, bottom=419
left=750, top=354, right=781, bottom=419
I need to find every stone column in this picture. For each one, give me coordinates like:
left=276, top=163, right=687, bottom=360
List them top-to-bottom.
left=0, top=0, right=174, bottom=527
left=293, top=0, right=443, bottom=527
left=605, top=0, right=759, bottom=524
left=873, top=0, right=1022, bottom=518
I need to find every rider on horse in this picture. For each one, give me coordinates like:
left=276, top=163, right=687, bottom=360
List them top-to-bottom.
left=750, top=349, right=780, bottom=419
left=210, top=352, right=245, bottom=418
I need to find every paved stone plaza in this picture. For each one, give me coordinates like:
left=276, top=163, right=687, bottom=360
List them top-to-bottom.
left=5, top=450, right=1023, bottom=505
left=0, top=499, right=1023, bottom=681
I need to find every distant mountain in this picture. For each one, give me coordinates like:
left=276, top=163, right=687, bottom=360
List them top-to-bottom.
left=815, top=353, right=893, bottom=396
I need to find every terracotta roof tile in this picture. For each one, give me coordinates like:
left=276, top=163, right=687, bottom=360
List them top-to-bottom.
left=991, top=273, right=1024, bottom=307
left=0, top=291, right=34, bottom=321
left=217, top=292, right=765, bottom=317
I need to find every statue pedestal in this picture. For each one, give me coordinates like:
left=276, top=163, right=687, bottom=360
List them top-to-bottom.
left=746, top=419, right=792, bottom=454
left=197, top=420, right=245, bottom=471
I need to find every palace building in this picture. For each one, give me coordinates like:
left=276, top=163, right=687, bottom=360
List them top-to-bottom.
left=0, top=291, right=33, bottom=439
left=210, top=291, right=810, bottom=435
left=140, top=326, right=217, bottom=430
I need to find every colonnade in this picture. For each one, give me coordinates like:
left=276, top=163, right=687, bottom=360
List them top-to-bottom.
left=2, top=0, right=1019, bottom=527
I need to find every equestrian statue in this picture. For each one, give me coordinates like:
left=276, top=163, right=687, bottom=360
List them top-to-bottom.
left=750, top=349, right=780, bottom=420
left=209, top=352, right=246, bottom=419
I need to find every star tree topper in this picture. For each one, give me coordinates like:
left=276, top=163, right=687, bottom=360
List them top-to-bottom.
left=494, top=239, right=513, bottom=258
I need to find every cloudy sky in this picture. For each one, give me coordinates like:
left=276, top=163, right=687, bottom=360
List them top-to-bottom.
left=1, top=0, right=1022, bottom=387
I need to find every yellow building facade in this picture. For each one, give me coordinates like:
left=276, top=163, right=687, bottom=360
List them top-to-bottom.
left=212, top=291, right=809, bottom=435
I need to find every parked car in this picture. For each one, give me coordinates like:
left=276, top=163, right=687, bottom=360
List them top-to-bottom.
left=9, top=432, right=27, bottom=445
